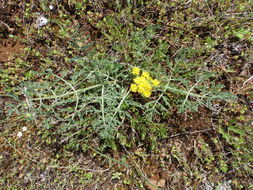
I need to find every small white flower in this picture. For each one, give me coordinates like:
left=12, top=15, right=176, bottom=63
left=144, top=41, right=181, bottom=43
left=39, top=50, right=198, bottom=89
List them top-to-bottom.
left=49, top=5, right=54, bottom=10
left=35, top=16, right=48, bottom=27
left=22, top=127, right=28, bottom=132
left=17, top=131, right=23, bottom=138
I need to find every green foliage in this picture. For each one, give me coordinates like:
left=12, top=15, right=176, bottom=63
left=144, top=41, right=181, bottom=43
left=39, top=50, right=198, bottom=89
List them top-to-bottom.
left=2, top=0, right=253, bottom=188
left=8, top=9, right=237, bottom=152
left=218, top=105, right=253, bottom=175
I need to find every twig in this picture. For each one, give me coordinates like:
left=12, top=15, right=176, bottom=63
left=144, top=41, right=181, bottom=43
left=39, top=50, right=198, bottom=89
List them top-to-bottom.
left=183, top=0, right=192, bottom=5
left=0, top=20, right=11, bottom=30
left=242, top=75, right=253, bottom=87
left=161, top=127, right=215, bottom=140
left=89, top=146, right=130, bottom=168
left=47, top=165, right=110, bottom=172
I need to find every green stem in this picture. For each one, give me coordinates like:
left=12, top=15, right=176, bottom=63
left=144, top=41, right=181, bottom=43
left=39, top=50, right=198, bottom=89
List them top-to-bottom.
left=30, top=84, right=102, bottom=101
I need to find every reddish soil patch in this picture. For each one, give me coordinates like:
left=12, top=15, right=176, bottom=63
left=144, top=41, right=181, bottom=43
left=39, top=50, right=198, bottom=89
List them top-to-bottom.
left=0, top=38, right=24, bottom=63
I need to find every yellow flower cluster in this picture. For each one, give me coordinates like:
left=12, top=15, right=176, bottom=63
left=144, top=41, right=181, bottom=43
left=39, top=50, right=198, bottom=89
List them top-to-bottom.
left=130, top=67, right=160, bottom=98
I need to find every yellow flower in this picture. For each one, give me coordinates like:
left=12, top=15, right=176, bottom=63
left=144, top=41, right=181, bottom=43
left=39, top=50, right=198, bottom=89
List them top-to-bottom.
left=130, top=67, right=160, bottom=98
left=132, top=67, right=140, bottom=75
left=142, top=71, right=151, bottom=79
left=133, top=76, right=146, bottom=85
left=152, top=79, right=160, bottom=87
left=138, top=83, right=151, bottom=94
left=143, top=83, right=152, bottom=91
left=130, top=84, right=138, bottom=92
left=137, top=85, right=145, bottom=94
left=142, top=90, right=151, bottom=98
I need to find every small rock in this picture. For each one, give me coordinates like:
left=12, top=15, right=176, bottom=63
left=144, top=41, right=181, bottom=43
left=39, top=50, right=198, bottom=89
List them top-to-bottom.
left=49, top=5, right=54, bottom=10
left=35, top=16, right=48, bottom=28
left=146, top=179, right=158, bottom=190
left=157, top=179, right=166, bottom=187
left=217, top=180, right=232, bottom=190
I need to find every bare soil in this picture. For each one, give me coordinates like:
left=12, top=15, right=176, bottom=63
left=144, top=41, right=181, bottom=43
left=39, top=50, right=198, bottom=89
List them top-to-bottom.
left=0, top=39, right=24, bottom=63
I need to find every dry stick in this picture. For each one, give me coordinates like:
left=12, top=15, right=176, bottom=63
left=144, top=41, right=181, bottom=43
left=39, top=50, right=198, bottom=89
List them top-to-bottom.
left=0, top=20, right=11, bottom=30
left=242, top=75, right=253, bottom=87
left=161, top=127, right=215, bottom=140
left=60, top=129, right=83, bottom=144
left=89, top=146, right=130, bottom=168
left=47, top=165, right=110, bottom=173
